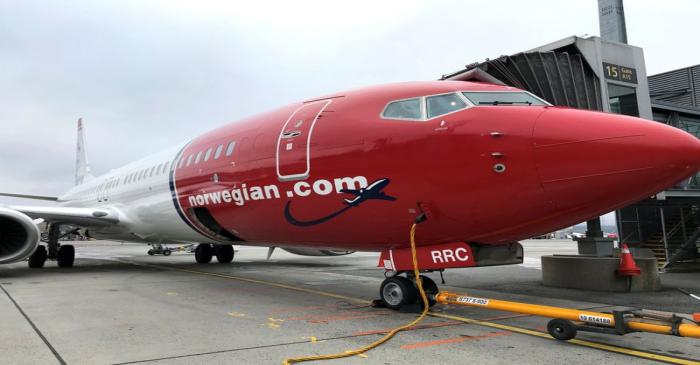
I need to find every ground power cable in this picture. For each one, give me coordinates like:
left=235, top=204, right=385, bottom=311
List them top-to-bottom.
left=282, top=219, right=429, bottom=365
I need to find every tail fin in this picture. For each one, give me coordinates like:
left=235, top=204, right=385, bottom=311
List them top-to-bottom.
left=75, top=118, right=93, bottom=185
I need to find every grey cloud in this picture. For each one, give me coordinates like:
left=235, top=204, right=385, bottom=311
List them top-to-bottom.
left=0, top=0, right=697, bottom=202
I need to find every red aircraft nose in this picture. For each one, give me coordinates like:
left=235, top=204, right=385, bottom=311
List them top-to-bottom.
left=533, top=108, right=700, bottom=217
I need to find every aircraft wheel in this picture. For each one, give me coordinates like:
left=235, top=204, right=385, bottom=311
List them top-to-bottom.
left=195, top=244, right=213, bottom=264
left=57, top=245, right=75, bottom=268
left=215, top=245, right=234, bottom=263
left=28, top=246, right=47, bottom=268
left=147, top=249, right=154, bottom=256
left=163, top=249, right=172, bottom=256
left=414, top=275, right=439, bottom=308
left=380, top=276, right=418, bottom=310
left=547, top=319, right=577, bottom=341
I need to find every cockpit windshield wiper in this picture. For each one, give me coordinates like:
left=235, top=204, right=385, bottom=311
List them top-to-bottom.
left=478, top=101, right=533, bottom=105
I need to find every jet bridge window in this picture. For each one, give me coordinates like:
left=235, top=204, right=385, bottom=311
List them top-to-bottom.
left=462, top=92, right=547, bottom=106
left=426, top=93, right=467, bottom=119
left=382, top=98, right=422, bottom=120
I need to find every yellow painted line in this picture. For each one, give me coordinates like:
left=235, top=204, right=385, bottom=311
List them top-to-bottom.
left=133, top=262, right=699, bottom=364
left=169, top=266, right=371, bottom=305
left=431, top=312, right=700, bottom=365
left=303, top=336, right=318, bottom=343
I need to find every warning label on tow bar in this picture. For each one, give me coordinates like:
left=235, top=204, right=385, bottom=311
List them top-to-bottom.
left=456, top=296, right=489, bottom=306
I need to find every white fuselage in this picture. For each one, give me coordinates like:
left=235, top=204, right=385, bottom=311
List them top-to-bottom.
left=57, top=144, right=210, bottom=244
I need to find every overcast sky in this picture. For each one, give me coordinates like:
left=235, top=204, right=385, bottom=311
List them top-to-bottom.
left=1, top=0, right=698, bottom=223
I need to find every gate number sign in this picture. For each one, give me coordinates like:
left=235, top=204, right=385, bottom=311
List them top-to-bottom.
left=603, top=62, right=637, bottom=84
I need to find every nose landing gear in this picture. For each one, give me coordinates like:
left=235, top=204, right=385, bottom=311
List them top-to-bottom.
left=379, top=274, right=439, bottom=310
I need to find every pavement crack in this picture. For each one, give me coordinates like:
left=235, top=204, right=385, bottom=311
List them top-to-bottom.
left=0, top=282, right=66, bottom=365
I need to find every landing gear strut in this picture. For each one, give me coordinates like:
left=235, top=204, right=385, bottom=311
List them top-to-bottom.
left=28, top=224, right=75, bottom=268
left=379, top=273, right=439, bottom=310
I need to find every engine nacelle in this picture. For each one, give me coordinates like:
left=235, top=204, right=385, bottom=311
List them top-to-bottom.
left=0, top=208, right=41, bottom=264
left=281, top=248, right=355, bottom=257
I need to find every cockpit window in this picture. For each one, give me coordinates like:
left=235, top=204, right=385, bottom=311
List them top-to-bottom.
left=462, top=92, right=547, bottom=106
left=426, top=93, right=467, bottom=118
left=382, top=98, right=422, bottom=120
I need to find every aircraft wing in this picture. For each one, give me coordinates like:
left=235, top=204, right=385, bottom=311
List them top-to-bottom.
left=0, top=192, right=59, bottom=201
left=8, top=205, right=120, bottom=226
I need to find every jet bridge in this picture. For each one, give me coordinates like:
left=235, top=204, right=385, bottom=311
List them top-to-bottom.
left=443, top=35, right=662, bottom=291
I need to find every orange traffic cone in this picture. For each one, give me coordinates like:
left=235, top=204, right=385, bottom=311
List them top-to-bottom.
left=616, top=243, right=641, bottom=276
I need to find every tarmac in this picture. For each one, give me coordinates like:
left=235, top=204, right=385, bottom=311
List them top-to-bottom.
left=1, top=239, right=700, bottom=365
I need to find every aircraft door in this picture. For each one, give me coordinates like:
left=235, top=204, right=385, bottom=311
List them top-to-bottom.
left=276, top=99, right=331, bottom=181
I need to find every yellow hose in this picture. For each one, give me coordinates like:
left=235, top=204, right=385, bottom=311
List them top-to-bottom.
left=283, top=223, right=429, bottom=364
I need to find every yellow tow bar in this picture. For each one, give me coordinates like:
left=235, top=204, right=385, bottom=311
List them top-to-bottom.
left=436, top=291, right=700, bottom=340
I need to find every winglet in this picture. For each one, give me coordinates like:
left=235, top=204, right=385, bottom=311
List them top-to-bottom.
left=75, top=118, right=94, bottom=185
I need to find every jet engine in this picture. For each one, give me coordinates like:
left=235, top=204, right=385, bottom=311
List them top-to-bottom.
left=0, top=208, right=41, bottom=264
left=281, top=248, right=355, bottom=257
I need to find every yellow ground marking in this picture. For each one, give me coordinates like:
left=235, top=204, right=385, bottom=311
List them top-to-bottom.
left=140, top=263, right=699, bottom=364
left=166, top=266, right=369, bottom=305
left=166, top=292, right=178, bottom=296
left=228, top=312, right=246, bottom=317
left=431, top=312, right=700, bottom=365
left=303, top=336, right=318, bottom=343
left=356, top=353, right=368, bottom=358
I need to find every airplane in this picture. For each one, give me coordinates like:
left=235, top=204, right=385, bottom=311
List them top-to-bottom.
left=1, top=80, right=699, bottom=310
left=342, top=178, right=397, bottom=205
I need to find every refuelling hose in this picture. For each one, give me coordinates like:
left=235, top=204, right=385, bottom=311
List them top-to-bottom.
left=283, top=222, right=429, bottom=364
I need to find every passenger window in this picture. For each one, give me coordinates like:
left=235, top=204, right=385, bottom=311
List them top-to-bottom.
left=426, top=93, right=467, bottom=118
left=382, top=98, right=422, bottom=120
left=226, top=141, right=236, bottom=156
left=214, top=144, right=223, bottom=159
left=204, top=147, right=212, bottom=162
left=195, top=151, right=203, bottom=164
left=186, top=154, right=194, bottom=166
left=178, top=156, right=186, bottom=169
left=162, top=162, right=169, bottom=173
left=156, top=163, right=163, bottom=174
left=149, top=166, right=156, bottom=177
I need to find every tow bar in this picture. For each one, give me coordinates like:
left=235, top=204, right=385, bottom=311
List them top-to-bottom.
left=436, top=291, right=700, bottom=340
